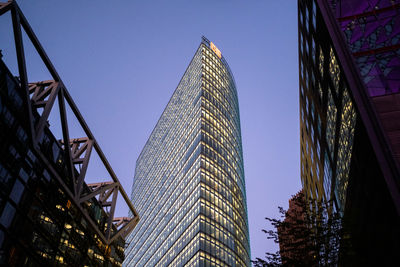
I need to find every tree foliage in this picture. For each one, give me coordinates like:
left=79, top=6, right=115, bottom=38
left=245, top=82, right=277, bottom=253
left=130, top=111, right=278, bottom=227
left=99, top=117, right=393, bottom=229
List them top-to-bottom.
left=253, top=192, right=343, bottom=267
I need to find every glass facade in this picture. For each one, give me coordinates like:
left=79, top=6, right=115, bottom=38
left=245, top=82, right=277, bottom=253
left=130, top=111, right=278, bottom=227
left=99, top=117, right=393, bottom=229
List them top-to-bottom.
left=298, top=0, right=400, bottom=263
left=299, top=0, right=357, bottom=211
left=299, top=0, right=400, bottom=211
left=330, top=0, right=400, bottom=167
left=124, top=38, right=250, bottom=266
left=0, top=60, right=125, bottom=266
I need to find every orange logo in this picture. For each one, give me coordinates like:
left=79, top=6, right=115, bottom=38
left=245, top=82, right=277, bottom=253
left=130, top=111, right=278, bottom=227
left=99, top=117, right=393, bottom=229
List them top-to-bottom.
left=210, top=42, right=222, bottom=58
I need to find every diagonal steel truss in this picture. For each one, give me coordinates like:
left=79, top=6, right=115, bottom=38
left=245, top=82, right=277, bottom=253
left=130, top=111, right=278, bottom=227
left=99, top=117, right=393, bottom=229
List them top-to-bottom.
left=1, top=0, right=139, bottom=245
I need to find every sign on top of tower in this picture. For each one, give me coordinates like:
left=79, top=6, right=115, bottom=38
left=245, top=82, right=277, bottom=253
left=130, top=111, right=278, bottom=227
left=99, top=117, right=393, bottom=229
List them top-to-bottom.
left=210, top=42, right=222, bottom=58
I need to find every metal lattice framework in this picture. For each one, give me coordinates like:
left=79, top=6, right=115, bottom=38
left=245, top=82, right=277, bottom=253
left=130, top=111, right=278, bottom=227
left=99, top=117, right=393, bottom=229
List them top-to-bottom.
left=0, top=1, right=139, bottom=245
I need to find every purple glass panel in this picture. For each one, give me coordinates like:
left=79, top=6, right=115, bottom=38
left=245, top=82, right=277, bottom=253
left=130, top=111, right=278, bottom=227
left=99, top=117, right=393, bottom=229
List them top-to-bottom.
left=334, top=0, right=400, bottom=97
left=370, top=0, right=380, bottom=9
left=378, top=0, right=393, bottom=9
left=390, top=18, right=400, bottom=37
left=364, top=20, right=381, bottom=37
left=350, top=25, right=364, bottom=44
left=376, top=28, right=388, bottom=44
left=361, top=40, right=370, bottom=50
left=388, top=57, right=400, bottom=68
left=369, top=65, right=381, bottom=76
left=367, top=76, right=386, bottom=96
left=387, top=81, right=400, bottom=93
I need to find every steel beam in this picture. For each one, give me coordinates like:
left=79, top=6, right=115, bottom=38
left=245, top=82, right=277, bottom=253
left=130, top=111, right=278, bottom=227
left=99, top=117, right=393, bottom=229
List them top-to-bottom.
left=1, top=0, right=140, bottom=246
left=0, top=1, right=11, bottom=16
left=10, top=2, right=35, bottom=144
left=13, top=2, right=61, bottom=81
left=28, top=80, right=60, bottom=144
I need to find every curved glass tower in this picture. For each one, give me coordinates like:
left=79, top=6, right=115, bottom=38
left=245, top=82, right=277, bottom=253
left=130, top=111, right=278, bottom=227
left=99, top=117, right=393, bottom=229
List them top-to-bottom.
left=124, top=37, right=250, bottom=266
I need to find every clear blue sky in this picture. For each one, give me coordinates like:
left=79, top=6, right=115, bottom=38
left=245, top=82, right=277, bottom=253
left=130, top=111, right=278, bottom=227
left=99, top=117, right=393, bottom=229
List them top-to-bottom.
left=1, top=0, right=301, bottom=261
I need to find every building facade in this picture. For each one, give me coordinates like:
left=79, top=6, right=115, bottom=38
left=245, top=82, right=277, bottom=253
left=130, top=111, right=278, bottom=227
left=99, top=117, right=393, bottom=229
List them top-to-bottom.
left=298, top=0, right=400, bottom=264
left=0, top=2, right=138, bottom=266
left=124, top=37, right=250, bottom=266
left=277, top=191, right=315, bottom=266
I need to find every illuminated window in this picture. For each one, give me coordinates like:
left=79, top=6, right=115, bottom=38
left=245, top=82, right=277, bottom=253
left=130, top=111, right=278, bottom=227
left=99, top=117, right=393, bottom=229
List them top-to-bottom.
left=319, top=46, right=324, bottom=77
left=329, top=47, right=340, bottom=94
left=326, top=89, right=337, bottom=159
left=335, top=89, right=356, bottom=211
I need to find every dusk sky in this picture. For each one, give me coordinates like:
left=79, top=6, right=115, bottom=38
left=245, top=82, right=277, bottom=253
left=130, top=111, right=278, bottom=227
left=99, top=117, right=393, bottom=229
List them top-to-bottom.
left=1, top=0, right=301, bottom=261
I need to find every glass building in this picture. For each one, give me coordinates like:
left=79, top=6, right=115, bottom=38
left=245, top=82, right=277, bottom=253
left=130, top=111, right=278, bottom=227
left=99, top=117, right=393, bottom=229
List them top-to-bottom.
left=298, top=0, right=400, bottom=264
left=0, top=2, right=138, bottom=266
left=124, top=37, right=250, bottom=266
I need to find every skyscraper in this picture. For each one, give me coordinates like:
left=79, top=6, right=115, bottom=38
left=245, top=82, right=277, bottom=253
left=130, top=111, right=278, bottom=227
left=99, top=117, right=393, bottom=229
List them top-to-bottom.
left=298, top=0, right=400, bottom=263
left=124, top=37, right=250, bottom=266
